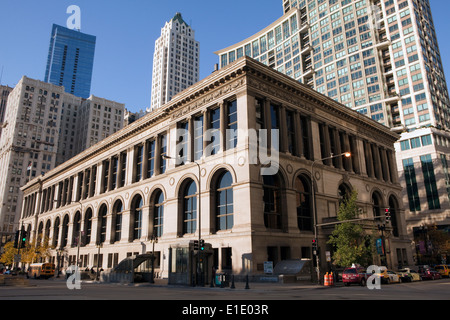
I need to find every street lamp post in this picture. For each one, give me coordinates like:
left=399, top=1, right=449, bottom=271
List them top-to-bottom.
left=311, top=152, right=351, bottom=285
left=163, top=155, right=203, bottom=286
left=149, top=233, right=158, bottom=284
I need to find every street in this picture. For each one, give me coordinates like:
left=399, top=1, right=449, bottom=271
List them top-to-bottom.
left=1, top=276, right=449, bottom=300
left=1, top=277, right=449, bottom=319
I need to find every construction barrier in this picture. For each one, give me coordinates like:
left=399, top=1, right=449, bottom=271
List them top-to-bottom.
left=324, top=272, right=334, bottom=287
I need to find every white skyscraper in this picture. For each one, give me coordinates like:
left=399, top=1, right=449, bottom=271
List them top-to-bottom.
left=150, top=13, right=200, bottom=111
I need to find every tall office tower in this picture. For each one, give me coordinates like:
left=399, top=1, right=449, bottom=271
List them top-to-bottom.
left=216, top=0, right=450, bottom=263
left=150, top=13, right=200, bottom=110
left=44, top=24, right=96, bottom=99
left=0, top=76, right=124, bottom=246
left=0, top=77, right=64, bottom=244
left=0, top=85, right=13, bottom=138
left=73, top=95, right=125, bottom=158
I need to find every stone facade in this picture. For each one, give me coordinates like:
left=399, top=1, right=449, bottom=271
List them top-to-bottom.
left=20, top=57, right=411, bottom=282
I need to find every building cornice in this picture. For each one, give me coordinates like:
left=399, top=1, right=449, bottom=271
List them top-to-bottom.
left=22, top=56, right=399, bottom=191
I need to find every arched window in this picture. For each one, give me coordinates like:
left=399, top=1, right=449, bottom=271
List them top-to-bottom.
left=216, top=171, right=234, bottom=231
left=263, top=174, right=282, bottom=230
left=296, top=175, right=312, bottom=231
left=183, top=180, right=197, bottom=234
left=338, top=183, right=352, bottom=205
left=153, top=190, right=164, bottom=237
left=372, top=191, right=383, bottom=218
left=131, top=195, right=143, bottom=241
left=113, top=200, right=123, bottom=243
left=98, top=204, right=108, bottom=244
left=84, top=208, right=93, bottom=246
left=72, top=211, right=81, bottom=247
left=62, top=215, right=70, bottom=247
left=53, top=217, right=60, bottom=248
left=45, top=220, right=51, bottom=246
left=37, top=222, right=44, bottom=244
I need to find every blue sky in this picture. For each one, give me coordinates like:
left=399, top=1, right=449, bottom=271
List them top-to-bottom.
left=0, top=0, right=449, bottom=112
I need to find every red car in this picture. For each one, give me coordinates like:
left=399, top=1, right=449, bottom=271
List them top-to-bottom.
left=418, top=266, right=441, bottom=280
left=342, top=267, right=368, bottom=286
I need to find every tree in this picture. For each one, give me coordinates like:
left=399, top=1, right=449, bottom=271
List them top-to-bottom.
left=327, top=190, right=374, bottom=267
left=426, top=224, right=450, bottom=264
left=0, top=242, right=16, bottom=267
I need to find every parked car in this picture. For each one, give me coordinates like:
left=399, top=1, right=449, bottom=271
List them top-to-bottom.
left=434, top=265, right=450, bottom=278
left=342, top=266, right=368, bottom=286
left=374, top=266, right=390, bottom=284
left=418, top=266, right=441, bottom=280
left=398, top=268, right=421, bottom=282
left=397, top=269, right=413, bottom=282
left=386, top=270, right=401, bottom=284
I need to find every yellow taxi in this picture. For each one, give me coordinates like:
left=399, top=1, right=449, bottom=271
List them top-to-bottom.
left=435, top=265, right=450, bottom=278
left=373, top=266, right=390, bottom=284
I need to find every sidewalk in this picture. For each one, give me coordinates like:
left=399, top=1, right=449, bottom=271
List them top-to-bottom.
left=55, top=274, right=344, bottom=290
left=133, top=278, right=343, bottom=291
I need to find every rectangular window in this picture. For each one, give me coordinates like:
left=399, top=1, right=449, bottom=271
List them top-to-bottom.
left=255, top=98, right=265, bottom=130
left=227, top=100, right=238, bottom=150
left=209, top=108, right=221, bottom=156
left=286, top=110, right=296, bottom=155
left=194, top=115, right=203, bottom=161
left=301, top=116, right=311, bottom=160
left=177, top=121, right=189, bottom=165
left=160, top=134, right=167, bottom=174
left=421, top=135, right=432, bottom=146
left=410, top=137, right=421, bottom=149
left=147, top=140, right=155, bottom=178
left=135, top=145, right=144, bottom=182
left=119, top=152, right=127, bottom=188
left=440, top=154, right=450, bottom=202
left=420, top=155, right=440, bottom=210
left=111, top=156, right=118, bottom=190
left=403, top=158, right=421, bottom=212
left=102, top=161, right=109, bottom=194
left=84, top=169, right=90, bottom=200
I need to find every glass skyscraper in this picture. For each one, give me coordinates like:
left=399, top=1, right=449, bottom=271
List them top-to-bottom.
left=44, top=24, right=96, bottom=99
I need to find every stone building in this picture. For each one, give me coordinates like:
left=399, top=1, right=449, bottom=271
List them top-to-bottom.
left=216, top=0, right=450, bottom=263
left=20, top=57, right=411, bottom=284
left=0, top=76, right=124, bottom=246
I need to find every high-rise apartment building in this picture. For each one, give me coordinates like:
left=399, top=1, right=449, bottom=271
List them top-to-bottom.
left=216, top=0, right=450, bottom=264
left=150, top=13, right=200, bottom=110
left=44, top=24, right=96, bottom=99
left=0, top=76, right=123, bottom=245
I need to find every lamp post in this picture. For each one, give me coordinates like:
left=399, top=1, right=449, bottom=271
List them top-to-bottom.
left=311, top=152, right=351, bottom=284
left=162, top=155, right=203, bottom=286
left=149, top=233, right=158, bottom=284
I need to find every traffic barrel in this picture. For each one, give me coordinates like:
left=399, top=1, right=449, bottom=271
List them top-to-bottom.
left=324, top=272, right=330, bottom=286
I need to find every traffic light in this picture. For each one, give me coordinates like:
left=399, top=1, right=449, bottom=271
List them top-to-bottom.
left=385, top=208, right=391, bottom=222
left=13, top=230, right=20, bottom=249
left=20, top=230, right=27, bottom=248
left=312, top=238, right=318, bottom=254
left=193, top=240, right=199, bottom=251
left=199, top=240, right=205, bottom=251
